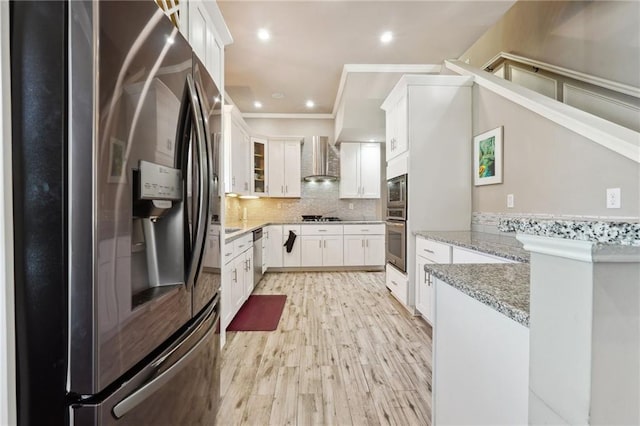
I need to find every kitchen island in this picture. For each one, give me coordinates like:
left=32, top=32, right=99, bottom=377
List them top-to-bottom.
left=416, top=231, right=531, bottom=425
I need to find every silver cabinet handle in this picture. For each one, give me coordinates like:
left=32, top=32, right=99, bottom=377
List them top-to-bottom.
left=232, top=176, right=236, bottom=185
left=266, top=184, right=269, bottom=192
left=281, top=185, right=284, bottom=194
left=285, top=185, right=288, bottom=193
left=318, top=229, right=327, bottom=232
left=366, top=239, right=369, bottom=248
left=319, top=240, right=322, bottom=249
left=324, top=240, right=326, bottom=248
left=361, top=240, right=364, bottom=248
left=423, top=248, right=435, bottom=254
left=232, top=268, right=237, bottom=282
left=424, top=270, right=428, bottom=284
left=391, top=280, right=398, bottom=287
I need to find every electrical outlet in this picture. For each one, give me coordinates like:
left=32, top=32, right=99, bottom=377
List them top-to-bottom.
left=606, top=188, right=621, bottom=208
left=507, top=194, right=515, bottom=208
left=348, top=203, right=354, bottom=210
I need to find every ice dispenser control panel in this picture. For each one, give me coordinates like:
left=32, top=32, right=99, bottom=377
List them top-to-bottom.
left=139, top=161, right=182, bottom=201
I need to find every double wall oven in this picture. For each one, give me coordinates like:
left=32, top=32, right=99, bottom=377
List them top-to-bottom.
left=386, top=174, right=407, bottom=272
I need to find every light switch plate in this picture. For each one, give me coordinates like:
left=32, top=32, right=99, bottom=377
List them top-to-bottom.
left=606, top=188, right=621, bottom=208
left=507, top=194, right=515, bottom=208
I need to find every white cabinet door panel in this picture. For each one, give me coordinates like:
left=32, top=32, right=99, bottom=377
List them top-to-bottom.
left=268, top=141, right=285, bottom=197
left=283, top=141, right=301, bottom=197
left=339, top=143, right=360, bottom=198
left=360, top=143, right=381, bottom=198
left=364, top=235, right=385, bottom=266
left=300, top=236, right=323, bottom=267
left=322, top=236, right=344, bottom=267
left=343, top=236, right=365, bottom=266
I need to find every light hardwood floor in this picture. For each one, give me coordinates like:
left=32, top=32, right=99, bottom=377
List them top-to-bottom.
left=217, top=271, right=433, bottom=426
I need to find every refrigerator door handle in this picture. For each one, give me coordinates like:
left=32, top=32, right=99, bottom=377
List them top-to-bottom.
left=184, top=74, right=209, bottom=290
left=112, top=304, right=219, bottom=419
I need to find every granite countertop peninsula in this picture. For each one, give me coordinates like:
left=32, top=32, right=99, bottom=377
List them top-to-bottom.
left=499, top=218, right=640, bottom=246
left=224, top=219, right=384, bottom=242
left=414, top=230, right=530, bottom=262
left=426, top=263, right=530, bottom=327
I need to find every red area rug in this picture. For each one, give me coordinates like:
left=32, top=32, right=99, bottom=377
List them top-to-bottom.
left=227, top=295, right=287, bottom=332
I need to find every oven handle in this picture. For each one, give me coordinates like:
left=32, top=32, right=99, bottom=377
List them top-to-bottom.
left=385, top=220, right=406, bottom=227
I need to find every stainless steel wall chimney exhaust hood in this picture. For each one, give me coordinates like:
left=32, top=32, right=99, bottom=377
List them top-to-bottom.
left=303, top=136, right=338, bottom=182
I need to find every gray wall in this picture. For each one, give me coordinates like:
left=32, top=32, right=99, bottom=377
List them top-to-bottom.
left=461, top=0, right=640, bottom=218
left=460, top=1, right=640, bottom=88
left=472, top=85, right=640, bottom=218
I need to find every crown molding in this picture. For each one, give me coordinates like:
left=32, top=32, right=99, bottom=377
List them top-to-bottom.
left=331, top=63, right=442, bottom=116
left=242, top=113, right=334, bottom=120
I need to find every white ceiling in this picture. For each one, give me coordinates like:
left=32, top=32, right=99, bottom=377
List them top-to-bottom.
left=217, top=1, right=516, bottom=116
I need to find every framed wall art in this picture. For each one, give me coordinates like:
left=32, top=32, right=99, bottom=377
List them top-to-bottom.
left=473, top=126, right=503, bottom=186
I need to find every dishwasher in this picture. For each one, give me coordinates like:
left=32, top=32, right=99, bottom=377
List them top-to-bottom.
left=253, top=228, right=263, bottom=285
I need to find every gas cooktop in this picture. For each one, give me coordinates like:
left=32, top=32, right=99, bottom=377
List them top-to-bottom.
left=301, top=216, right=342, bottom=222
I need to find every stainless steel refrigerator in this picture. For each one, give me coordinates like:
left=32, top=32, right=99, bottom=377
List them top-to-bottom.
left=10, top=1, right=222, bottom=424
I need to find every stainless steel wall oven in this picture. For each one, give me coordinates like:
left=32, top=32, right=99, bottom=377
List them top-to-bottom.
left=385, top=174, right=407, bottom=272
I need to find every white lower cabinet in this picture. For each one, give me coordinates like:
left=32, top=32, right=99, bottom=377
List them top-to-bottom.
left=343, top=224, right=385, bottom=267
left=265, top=225, right=283, bottom=268
left=282, top=225, right=301, bottom=267
left=299, top=225, right=343, bottom=267
left=299, top=231, right=344, bottom=267
left=222, top=235, right=254, bottom=329
left=344, top=235, right=385, bottom=266
left=415, top=255, right=434, bottom=324
left=386, top=264, right=408, bottom=305
left=434, top=278, right=529, bottom=425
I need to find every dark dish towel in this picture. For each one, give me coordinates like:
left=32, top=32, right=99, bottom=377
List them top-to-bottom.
left=284, top=231, right=297, bottom=253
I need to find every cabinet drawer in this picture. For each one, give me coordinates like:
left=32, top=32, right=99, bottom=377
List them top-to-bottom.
left=300, top=224, right=344, bottom=235
left=343, top=224, right=384, bottom=235
left=282, top=225, right=301, bottom=237
left=233, top=234, right=253, bottom=255
left=416, top=238, right=451, bottom=263
left=223, top=242, right=234, bottom=264
left=452, top=247, right=515, bottom=264
left=386, top=265, right=408, bottom=305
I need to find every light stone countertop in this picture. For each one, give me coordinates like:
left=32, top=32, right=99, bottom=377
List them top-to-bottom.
left=224, top=219, right=385, bottom=242
left=414, top=230, right=530, bottom=262
left=425, top=263, right=531, bottom=327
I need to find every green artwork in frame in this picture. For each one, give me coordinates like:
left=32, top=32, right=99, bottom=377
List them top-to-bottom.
left=473, top=126, right=503, bottom=186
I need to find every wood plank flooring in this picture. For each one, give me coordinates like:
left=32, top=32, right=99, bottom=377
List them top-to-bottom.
left=217, top=271, right=433, bottom=426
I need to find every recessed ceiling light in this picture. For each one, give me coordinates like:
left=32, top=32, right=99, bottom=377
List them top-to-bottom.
left=257, top=29, right=270, bottom=41
left=380, top=31, right=393, bottom=44
left=271, top=92, right=285, bottom=99
left=305, top=100, right=315, bottom=108
left=254, top=101, right=262, bottom=108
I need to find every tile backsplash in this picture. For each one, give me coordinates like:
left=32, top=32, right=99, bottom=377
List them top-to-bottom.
left=225, top=181, right=382, bottom=222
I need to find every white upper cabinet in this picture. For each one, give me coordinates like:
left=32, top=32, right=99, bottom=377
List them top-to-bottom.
left=184, top=0, right=232, bottom=89
left=383, top=92, right=407, bottom=161
left=223, top=106, right=251, bottom=195
left=251, top=137, right=268, bottom=196
left=268, top=139, right=301, bottom=198
left=339, top=142, right=380, bottom=199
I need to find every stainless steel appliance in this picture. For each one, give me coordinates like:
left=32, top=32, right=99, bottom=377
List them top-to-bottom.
left=11, top=2, right=222, bottom=424
left=386, top=174, right=407, bottom=272
left=387, top=174, right=407, bottom=207
left=301, top=215, right=342, bottom=222
left=386, top=219, right=407, bottom=272
left=253, top=228, right=264, bottom=285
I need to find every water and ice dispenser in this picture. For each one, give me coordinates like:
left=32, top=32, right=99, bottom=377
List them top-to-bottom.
left=131, top=160, right=185, bottom=305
